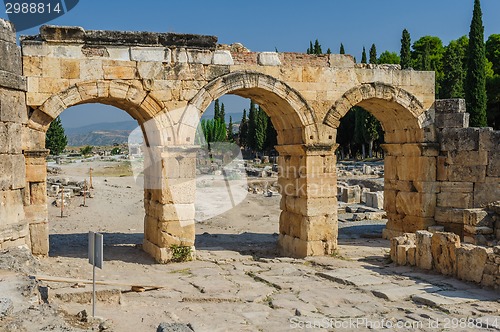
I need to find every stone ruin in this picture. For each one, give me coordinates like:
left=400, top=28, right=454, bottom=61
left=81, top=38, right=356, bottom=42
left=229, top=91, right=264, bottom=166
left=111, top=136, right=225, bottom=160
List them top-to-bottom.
left=0, top=20, right=498, bottom=266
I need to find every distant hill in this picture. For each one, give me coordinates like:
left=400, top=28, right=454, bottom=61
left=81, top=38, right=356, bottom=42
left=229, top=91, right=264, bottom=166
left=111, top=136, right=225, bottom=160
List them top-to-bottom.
left=65, top=121, right=138, bottom=146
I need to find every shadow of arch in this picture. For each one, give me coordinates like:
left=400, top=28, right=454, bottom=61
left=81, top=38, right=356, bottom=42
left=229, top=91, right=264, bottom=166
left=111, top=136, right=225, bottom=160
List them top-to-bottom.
left=182, top=71, right=319, bottom=145
left=27, top=80, right=175, bottom=147
left=323, top=82, right=433, bottom=143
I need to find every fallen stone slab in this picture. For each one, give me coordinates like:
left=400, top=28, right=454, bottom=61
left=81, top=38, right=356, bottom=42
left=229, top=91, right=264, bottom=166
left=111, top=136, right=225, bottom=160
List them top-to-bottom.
left=317, top=270, right=390, bottom=287
left=368, top=284, right=441, bottom=302
left=412, top=291, right=478, bottom=308
left=0, top=298, right=13, bottom=318
left=157, top=322, right=194, bottom=332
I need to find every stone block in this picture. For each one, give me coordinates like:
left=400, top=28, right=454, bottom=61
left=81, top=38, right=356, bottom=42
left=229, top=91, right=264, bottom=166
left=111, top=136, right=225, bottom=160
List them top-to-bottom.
left=0, top=40, right=22, bottom=75
left=130, top=47, right=168, bottom=62
left=186, top=49, right=212, bottom=64
left=212, top=50, right=234, bottom=65
left=258, top=52, right=281, bottom=66
left=0, top=89, right=28, bottom=123
left=434, top=99, right=466, bottom=113
left=435, top=112, right=469, bottom=128
left=0, top=122, right=22, bottom=154
left=440, top=127, right=480, bottom=151
left=479, top=128, right=500, bottom=152
left=446, top=150, right=488, bottom=166
left=487, top=152, right=500, bottom=177
left=0, top=155, right=25, bottom=190
left=396, top=156, right=436, bottom=182
left=447, top=165, right=486, bottom=182
left=473, top=181, right=500, bottom=208
left=439, top=182, right=474, bottom=193
left=341, top=186, right=361, bottom=204
left=0, top=189, right=25, bottom=227
left=365, top=191, right=383, bottom=209
left=396, top=192, right=436, bottom=217
left=437, top=192, right=473, bottom=209
left=434, top=207, right=464, bottom=224
left=463, top=209, right=493, bottom=227
left=402, top=215, right=435, bottom=233
left=29, top=222, right=48, bottom=255
left=464, top=225, right=494, bottom=235
left=416, top=230, right=433, bottom=270
left=431, top=232, right=460, bottom=276
left=407, top=246, right=416, bottom=266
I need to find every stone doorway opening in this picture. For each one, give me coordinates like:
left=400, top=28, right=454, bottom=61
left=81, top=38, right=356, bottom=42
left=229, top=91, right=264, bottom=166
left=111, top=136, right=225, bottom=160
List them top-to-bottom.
left=324, top=83, right=436, bottom=261
left=191, top=94, right=281, bottom=258
left=44, top=103, right=148, bottom=262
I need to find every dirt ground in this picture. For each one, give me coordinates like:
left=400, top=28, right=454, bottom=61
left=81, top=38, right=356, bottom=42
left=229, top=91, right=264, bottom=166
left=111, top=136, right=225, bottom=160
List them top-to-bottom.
left=1, top=160, right=499, bottom=332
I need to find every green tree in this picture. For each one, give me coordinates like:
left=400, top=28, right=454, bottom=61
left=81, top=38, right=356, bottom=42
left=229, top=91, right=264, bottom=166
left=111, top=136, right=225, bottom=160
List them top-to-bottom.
left=465, top=0, right=488, bottom=127
left=400, top=29, right=412, bottom=69
left=486, top=34, right=500, bottom=75
left=412, top=36, right=445, bottom=94
left=313, top=39, right=322, bottom=55
left=307, top=41, right=313, bottom=54
left=421, top=41, right=431, bottom=71
left=441, top=42, right=465, bottom=99
left=340, top=43, right=345, bottom=54
left=369, top=44, right=377, bottom=64
left=361, top=47, right=367, bottom=64
left=326, top=48, right=331, bottom=54
left=378, top=51, right=400, bottom=64
left=486, top=74, right=500, bottom=129
left=213, top=99, right=220, bottom=120
left=247, top=100, right=257, bottom=151
left=220, top=103, right=226, bottom=123
left=254, top=106, right=268, bottom=152
left=239, top=109, right=248, bottom=147
left=336, top=109, right=356, bottom=159
left=362, top=112, right=380, bottom=158
left=264, top=115, right=277, bottom=152
left=45, top=116, right=67, bottom=155
left=227, top=116, right=234, bottom=141
left=200, top=118, right=226, bottom=151
left=80, top=145, right=93, bottom=156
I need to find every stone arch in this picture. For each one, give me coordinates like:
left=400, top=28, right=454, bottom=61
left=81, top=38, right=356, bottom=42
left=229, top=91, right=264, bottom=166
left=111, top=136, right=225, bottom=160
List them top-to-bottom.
left=182, top=71, right=319, bottom=145
left=27, top=80, right=174, bottom=147
left=324, top=82, right=431, bottom=143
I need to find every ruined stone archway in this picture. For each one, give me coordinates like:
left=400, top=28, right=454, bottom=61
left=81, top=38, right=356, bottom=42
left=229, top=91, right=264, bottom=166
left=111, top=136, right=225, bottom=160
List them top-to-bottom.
left=24, top=80, right=173, bottom=256
left=324, top=82, right=438, bottom=239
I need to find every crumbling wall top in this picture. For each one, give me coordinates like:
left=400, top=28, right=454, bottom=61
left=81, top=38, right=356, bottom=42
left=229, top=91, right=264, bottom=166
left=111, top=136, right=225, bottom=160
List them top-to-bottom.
left=21, top=25, right=218, bottom=49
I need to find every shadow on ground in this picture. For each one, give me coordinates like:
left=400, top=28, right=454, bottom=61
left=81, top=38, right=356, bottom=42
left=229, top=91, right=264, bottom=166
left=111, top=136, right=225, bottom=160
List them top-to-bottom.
left=49, top=232, right=155, bottom=264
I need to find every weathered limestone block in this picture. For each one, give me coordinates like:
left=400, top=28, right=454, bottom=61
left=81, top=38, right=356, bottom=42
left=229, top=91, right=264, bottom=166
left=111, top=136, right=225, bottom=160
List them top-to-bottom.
left=130, top=47, right=169, bottom=62
left=212, top=50, right=233, bottom=65
left=258, top=52, right=281, bottom=66
left=0, top=89, right=28, bottom=123
left=434, top=99, right=466, bottom=113
left=435, top=113, right=469, bottom=128
left=0, top=122, right=22, bottom=154
left=440, top=128, right=480, bottom=152
left=479, top=128, right=500, bottom=151
left=446, top=150, right=488, bottom=166
left=487, top=152, right=500, bottom=177
left=0, top=154, right=25, bottom=190
left=396, top=156, right=436, bottom=182
left=446, top=165, right=486, bottom=183
left=473, top=181, right=500, bottom=208
left=341, top=186, right=361, bottom=204
left=0, top=190, right=25, bottom=226
left=365, top=191, right=384, bottom=209
left=396, top=192, right=436, bottom=218
left=437, top=192, right=473, bottom=209
left=434, top=207, right=464, bottom=224
left=402, top=215, right=435, bottom=233
left=29, top=222, right=48, bottom=255
left=464, top=225, right=494, bottom=235
left=416, top=230, right=433, bottom=270
left=431, top=232, right=460, bottom=276
left=390, top=233, right=415, bottom=264
left=456, top=244, right=489, bottom=283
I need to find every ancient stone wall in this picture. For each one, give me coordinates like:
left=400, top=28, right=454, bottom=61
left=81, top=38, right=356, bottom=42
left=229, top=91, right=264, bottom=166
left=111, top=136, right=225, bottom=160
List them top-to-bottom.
left=0, top=19, right=30, bottom=251
left=434, top=99, right=500, bottom=240
left=391, top=202, right=500, bottom=289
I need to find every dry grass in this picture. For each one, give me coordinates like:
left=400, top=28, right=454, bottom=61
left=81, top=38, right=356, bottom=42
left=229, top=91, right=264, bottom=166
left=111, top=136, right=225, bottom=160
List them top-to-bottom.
left=92, top=161, right=134, bottom=177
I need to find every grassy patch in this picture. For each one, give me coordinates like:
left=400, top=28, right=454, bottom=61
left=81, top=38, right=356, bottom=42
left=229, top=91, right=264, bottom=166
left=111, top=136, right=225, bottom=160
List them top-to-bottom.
left=170, top=245, right=193, bottom=263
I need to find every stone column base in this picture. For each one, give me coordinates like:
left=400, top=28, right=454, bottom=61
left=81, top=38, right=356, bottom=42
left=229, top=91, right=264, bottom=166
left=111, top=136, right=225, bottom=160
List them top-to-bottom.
left=278, top=234, right=337, bottom=258
left=143, top=239, right=195, bottom=263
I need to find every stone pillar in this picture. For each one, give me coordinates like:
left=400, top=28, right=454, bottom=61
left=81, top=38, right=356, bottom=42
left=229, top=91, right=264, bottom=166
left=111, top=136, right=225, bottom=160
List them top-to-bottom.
left=0, top=19, right=30, bottom=251
left=382, top=143, right=439, bottom=239
left=276, top=144, right=337, bottom=258
left=142, top=145, right=196, bottom=263
left=23, top=150, right=49, bottom=255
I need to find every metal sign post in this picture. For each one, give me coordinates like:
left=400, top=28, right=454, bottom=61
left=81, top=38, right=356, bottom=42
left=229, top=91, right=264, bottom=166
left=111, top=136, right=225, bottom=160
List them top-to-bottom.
left=88, top=231, right=103, bottom=318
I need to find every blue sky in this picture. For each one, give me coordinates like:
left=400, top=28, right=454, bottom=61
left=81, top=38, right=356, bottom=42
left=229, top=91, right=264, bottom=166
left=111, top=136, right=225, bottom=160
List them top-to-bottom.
left=2, top=0, right=500, bottom=127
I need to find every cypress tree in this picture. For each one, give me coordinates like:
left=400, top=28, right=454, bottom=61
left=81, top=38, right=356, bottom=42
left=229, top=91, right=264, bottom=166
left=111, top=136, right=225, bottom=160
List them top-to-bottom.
left=465, top=0, right=488, bottom=127
left=400, top=29, right=411, bottom=69
left=314, top=39, right=322, bottom=55
left=307, top=41, right=313, bottom=54
left=340, top=43, right=345, bottom=54
left=442, top=43, right=465, bottom=98
left=369, top=44, right=377, bottom=64
left=361, top=47, right=367, bottom=64
left=326, top=48, right=331, bottom=54
left=213, top=99, right=220, bottom=120
left=247, top=100, right=257, bottom=151
left=220, top=102, right=226, bottom=123
left=255, top=106, right=268, bottom=152
left=239, top=109, right=248, bottom=147
left=265, top=115, right=277, bottom=152
left=227, top=116, right=233, bottom=141
left=46, top=117, right=68, bottom=155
